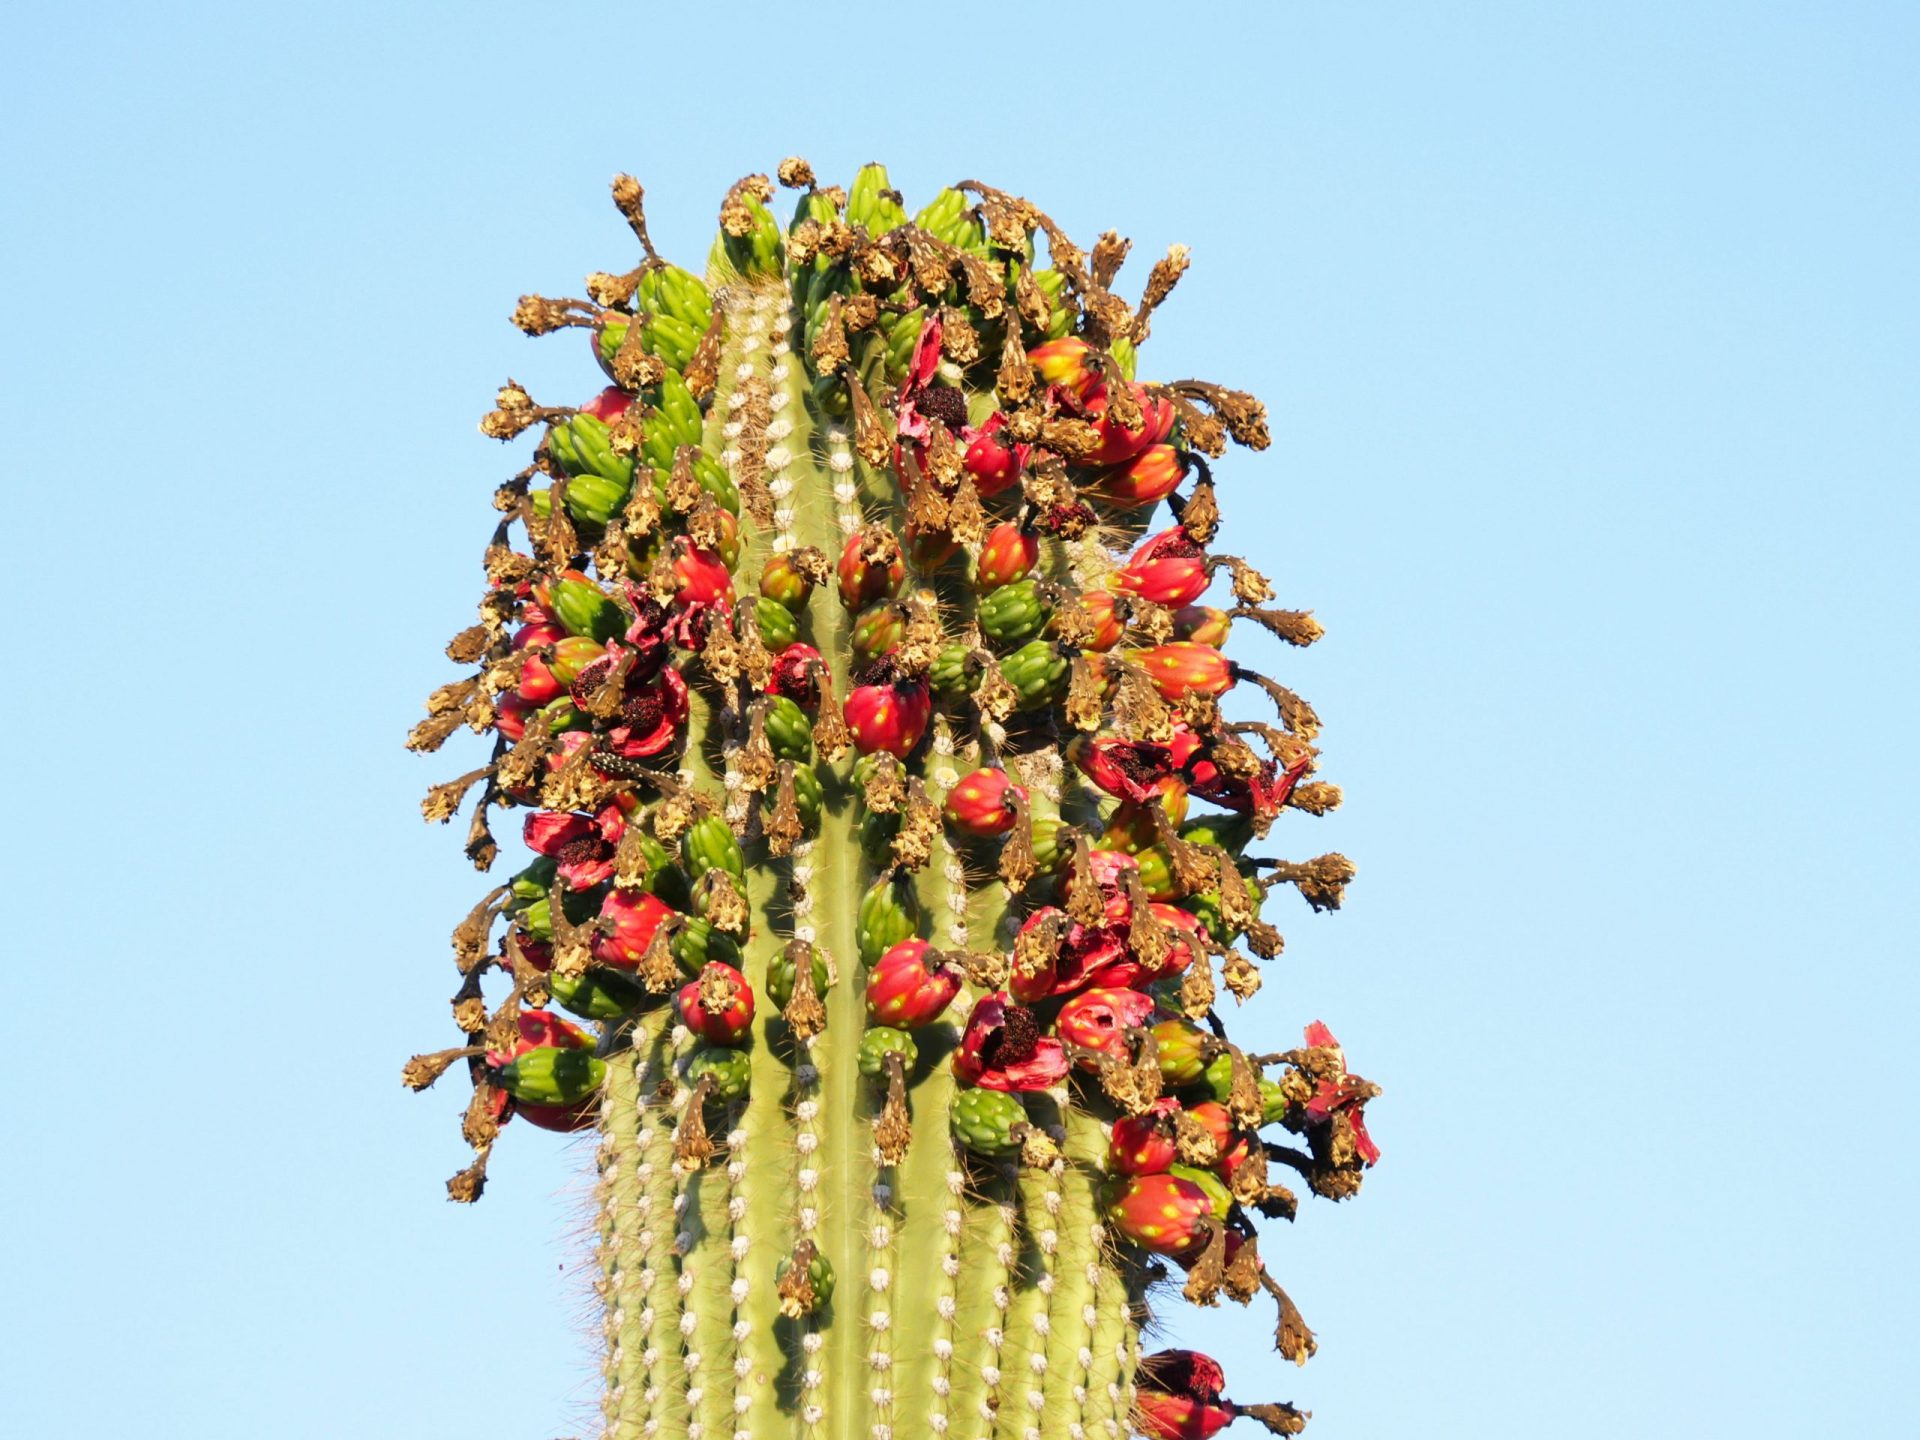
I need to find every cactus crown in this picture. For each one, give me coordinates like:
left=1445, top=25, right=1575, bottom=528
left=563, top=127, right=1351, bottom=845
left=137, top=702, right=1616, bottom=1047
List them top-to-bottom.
left=407, top=159, right=1380, bottom=1440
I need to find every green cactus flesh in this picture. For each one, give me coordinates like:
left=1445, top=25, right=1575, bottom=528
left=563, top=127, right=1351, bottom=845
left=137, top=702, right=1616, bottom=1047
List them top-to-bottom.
left=407, top=159, right=1382, bottom=1440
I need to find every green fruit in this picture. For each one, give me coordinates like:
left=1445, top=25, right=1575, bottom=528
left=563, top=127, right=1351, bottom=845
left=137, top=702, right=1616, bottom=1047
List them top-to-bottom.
left=548, top=415, right=635, bottom=487
left=558, top=472, right=631, bottom=529
left=546, top=576, right=626, bottom=644
left=979, top=579, right=1051, bottom=648
left=756, top=595, right=800, bottom=651
left=999, top=639, right=1070, bottom=710
left=929, top=643, right=979, bottom=701
left=764, top=696, right=814, bottom=763
left=789, top=764, right=824, bottom=831
left=858, top=808, right=901, bottom=860
left=684, top=816, right=746, bottom=886
left=1029, top=817, right=1069, bottom=876
left=507, top=857, right=558, bottom=908
left=857, top=873, right=920, bottom=966
left=517, top=886, right=600, bottom=943
left=672, top=916, right=742, bottom=977
left=767, top=947, right=832, bottom=1010
left=550, top=966, right=651, bottom=1022
left=1152, top=1018, right=1213, bottom=1087
left=858, top=1026, right=919, bottom=1077
left=686, top=1046, right=752, bottom=1102
left=498, top=1047, right=605, bottom=1107
left=1260, top=1077, right=1290, bottom=1127
left=950, top=1088, right=1027, bottom=1157
left=775, top=1248, right=836, bottom=1310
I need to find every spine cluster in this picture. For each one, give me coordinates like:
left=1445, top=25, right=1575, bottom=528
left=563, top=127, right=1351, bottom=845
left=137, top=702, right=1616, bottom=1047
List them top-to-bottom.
left=405, top=158, right=1382, bottom=1440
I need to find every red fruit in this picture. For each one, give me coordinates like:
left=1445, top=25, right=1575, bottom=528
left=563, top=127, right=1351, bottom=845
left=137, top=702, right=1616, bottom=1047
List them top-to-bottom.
left=1026, top=337, right=1098, bottom=398
left=1083, top=383, right=1176, bottom=466
left=580, top=386, right=636, bottom=423
left=961, top=413, right=1028, bottom=497
left=1090, top=442, right=1184, bottom=508
left=903, top=521, right=960, bottom=571
left=974, top=522, right=1039, bottom=590
left=837, top=528, right=905, bottom=610
left=1114, top=529, right=1211, bottom=608
left=673, top=540, right=735, bottom=608
left=759, top=550, right=815, bottom=608
left=1079, top=591, right=1124, bottom=652
left=1171, top=604, right=1232, bottom=648
left=512, top=620, right=567, bottom=652
left=1138, top=642, right=1234, bottom=702
left=766, top=643, right=824, bottom=705
left=843, top=670, right=932, bottom=758
left=494, top=691, right=533, bottom=742
left=943, top=767, right=1026, bottom=837
left=593, top=889, right=677, bottom=969
left=865, top=939, right=963, bottom=1028
left=677, top=962, right=755, bottom=1046
left=1057, top=987, right=1157, bottom=1061
left=953, top=993, right=1071, bottom=1092
left=1109, top=1099, right=1182, bottom=1176
left=1103, top=1171, right=1213, bottom=1255
left=1136, top=1352, right=1237, bottom=1440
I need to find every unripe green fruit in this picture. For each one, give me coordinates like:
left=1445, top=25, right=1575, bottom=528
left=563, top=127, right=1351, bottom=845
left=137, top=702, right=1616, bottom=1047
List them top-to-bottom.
left=755, top=595, right=799, bottom=651
left=766, top=947, right=832, bottom=1010
left=550, top=966, right=651, bottom=1021
left=858, top=1026, right=919, bottom=1077
left=686, top=1045, right=752, bottom=1102
left=498, top=1047, right=605, bottom=1107
left=951, top=1088, right=1028, bottom=1157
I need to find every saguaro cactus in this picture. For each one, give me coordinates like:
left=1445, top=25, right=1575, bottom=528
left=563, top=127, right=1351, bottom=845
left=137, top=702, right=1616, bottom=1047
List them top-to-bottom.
left=406, top=160, right=1381, bottom=1440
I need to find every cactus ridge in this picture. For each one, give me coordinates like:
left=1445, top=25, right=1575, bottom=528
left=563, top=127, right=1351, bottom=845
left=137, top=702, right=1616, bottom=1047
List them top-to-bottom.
left=407, top=160, right=1383, bottom=1439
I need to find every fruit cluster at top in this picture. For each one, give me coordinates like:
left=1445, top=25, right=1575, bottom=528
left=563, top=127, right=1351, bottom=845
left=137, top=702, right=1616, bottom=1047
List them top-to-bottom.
left=405, top=159, right=1380, bottom=1439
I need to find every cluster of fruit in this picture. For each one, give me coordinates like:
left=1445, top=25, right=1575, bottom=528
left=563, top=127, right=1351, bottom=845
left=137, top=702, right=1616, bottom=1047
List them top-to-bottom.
left=406, top=159, right=1379, bottom=1439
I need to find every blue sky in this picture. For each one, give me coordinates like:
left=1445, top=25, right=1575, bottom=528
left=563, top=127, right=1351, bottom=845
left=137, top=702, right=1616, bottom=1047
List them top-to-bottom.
left=4, top=3, right=1914, bottom=1436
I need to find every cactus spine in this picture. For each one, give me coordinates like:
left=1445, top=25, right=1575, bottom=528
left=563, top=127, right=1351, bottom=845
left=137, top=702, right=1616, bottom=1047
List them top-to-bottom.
left=408, top=160, right=1383, bottom=1439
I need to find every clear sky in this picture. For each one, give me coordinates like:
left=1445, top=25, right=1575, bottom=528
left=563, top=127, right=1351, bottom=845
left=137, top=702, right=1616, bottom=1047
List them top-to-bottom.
left=5, top=2, right=1914, bottom=1436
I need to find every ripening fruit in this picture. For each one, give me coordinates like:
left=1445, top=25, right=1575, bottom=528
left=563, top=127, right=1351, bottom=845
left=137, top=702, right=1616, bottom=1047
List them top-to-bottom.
left=943, top=767, right=1025, bottom=836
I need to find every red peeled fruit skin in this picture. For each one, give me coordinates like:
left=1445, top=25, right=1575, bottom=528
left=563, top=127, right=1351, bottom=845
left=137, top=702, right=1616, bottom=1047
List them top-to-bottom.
left=1082, top=383, right=1176, bottom=466
left=961, top=414, right=1028, bottom=497
left=1090, top=443, right=1184, bottom=508
left=974, top=522, right=1040, bottom=590
left=1114, top=529, right=1211, bottom=608
left=1139, top=642, right=1234, bottom=702
left=766, top=643, right=823, bottom=705
left=582, top=664, right=689, bottom=762
left=844, top=677, right=932, bottom=758
left=1070, top=732, right=1202, bottom=806
left=943, top=767, right=1026, bottom=837
left=522, top=805, right=624, bottom=890
left=593, top=889, right=677, bottom=969
left=1083, top=905, right=1201, bottom=990
left=1009, top=907, right=1122, bottom=1003
left=865, top=939, right=964, bottom=1028
left=677, top=962, right=756, bottom=1045
left=1057, top=987, right=1157, bottom=1062
left=954, top=992, right=1071, bottom=1092
left=1110, top=1099, right=1182, bottom=1176
left=1105, top=1171, right=1214, bottom=1255
left=1136, top=1352, right=1237, bottom=1440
